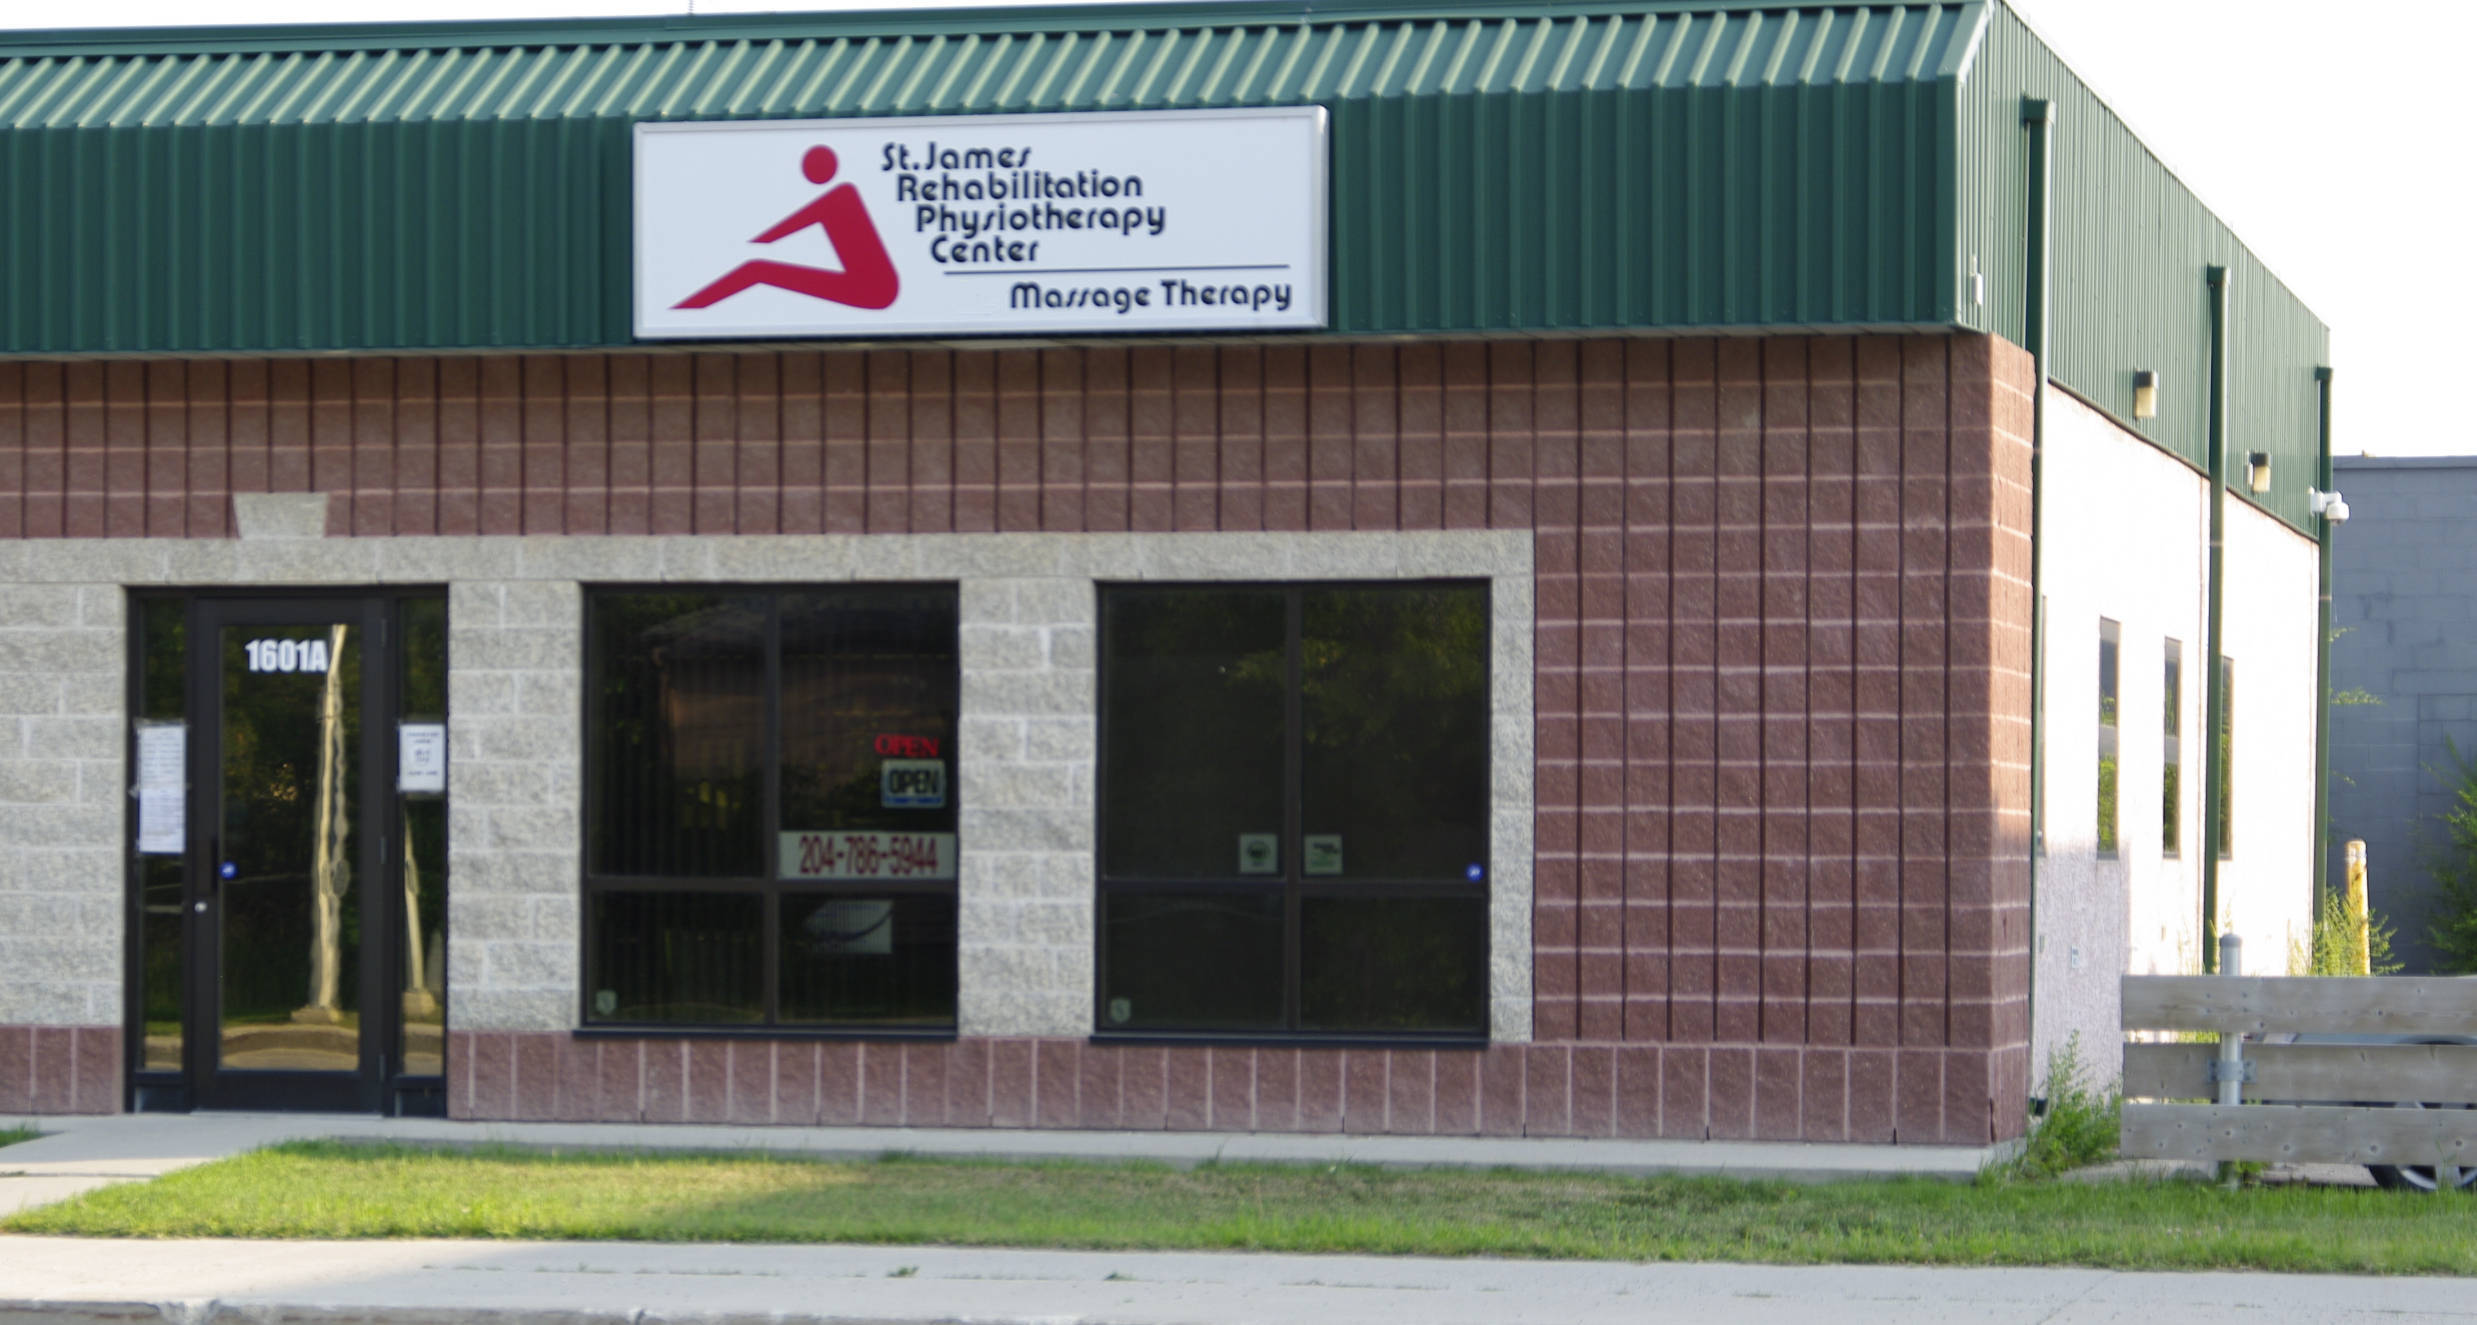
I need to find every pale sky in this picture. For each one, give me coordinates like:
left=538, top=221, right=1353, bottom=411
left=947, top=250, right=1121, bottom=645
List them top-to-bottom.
left=3, top=0, right=2466, bottom=459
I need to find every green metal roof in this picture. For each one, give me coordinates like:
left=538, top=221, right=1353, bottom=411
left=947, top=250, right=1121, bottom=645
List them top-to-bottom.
left=0, top=0, right=2330, bottom=527
left=0, top=0, right=1978, bottom=351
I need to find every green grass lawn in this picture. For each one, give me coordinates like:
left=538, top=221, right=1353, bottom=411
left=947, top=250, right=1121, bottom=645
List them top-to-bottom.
left=0, top=1126, right=35, bottom=1150
left=6, top=1140, right=2476, bottom=1274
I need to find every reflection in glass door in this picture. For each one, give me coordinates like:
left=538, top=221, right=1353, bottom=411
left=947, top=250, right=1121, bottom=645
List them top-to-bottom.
left=126, top=592, right=449, bottom=1115
left=397, top=595, right=450, bottom=1079
left=215, top=620, right=365, bottom=1074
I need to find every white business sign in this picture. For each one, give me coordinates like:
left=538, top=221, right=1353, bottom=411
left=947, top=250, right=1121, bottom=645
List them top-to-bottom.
left=634, top=107, right=1327, bottom=340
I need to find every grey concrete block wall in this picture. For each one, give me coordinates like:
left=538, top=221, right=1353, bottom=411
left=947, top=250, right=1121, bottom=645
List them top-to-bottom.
left=2329, top=456, right=2477, bottom=971
left=0, top=530, right=1532, bottom=1046
left=955, top=574, right=1100, bottom=1038
left=0, top=575, right=123, bottom=1027
left=445, top=579, right=585, bottom=1033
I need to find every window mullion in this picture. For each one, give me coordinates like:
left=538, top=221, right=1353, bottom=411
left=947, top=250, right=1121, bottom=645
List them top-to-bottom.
left=1283, top=587, right=1304, bottom=1034
left=763, top=596, right=784, bottom=1026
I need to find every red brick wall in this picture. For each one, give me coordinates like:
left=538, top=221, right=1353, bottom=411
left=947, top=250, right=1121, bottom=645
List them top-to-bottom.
left=0, top=334, right=2034, bottom=1142
left=0, top=1026, right=119, bottom=1114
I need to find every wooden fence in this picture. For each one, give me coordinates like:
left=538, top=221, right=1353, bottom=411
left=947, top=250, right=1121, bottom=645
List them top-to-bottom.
left=2120, top=975, right=2477, bottom=1174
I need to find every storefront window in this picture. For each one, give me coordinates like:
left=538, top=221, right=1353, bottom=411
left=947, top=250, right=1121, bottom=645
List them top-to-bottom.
left=1097, top=582, right=1489, bottom=1038
left=583, top=587, right=959, bottom=1030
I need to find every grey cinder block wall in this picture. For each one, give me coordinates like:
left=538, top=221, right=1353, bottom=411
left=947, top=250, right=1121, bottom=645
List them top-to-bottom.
left=2327, top=455, right=2477, bottom=972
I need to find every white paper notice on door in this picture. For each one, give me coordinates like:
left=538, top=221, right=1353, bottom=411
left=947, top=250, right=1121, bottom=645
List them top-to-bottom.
left=134, top=721, right=185, bottom=854
left=398, top=723, right=447, bottom=794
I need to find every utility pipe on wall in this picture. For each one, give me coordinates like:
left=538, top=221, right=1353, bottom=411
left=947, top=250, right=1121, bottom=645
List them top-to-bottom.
left=2021, top=96, right=2054, bottom=1030
left=2201, top=265, right=2230, bottom=971
left=2313, top=367, right=2335, bottom=943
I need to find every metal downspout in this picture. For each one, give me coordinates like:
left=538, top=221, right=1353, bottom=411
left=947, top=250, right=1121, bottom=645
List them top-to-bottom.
left=2022, top=96, right=2054, bottom=1035
left=2201, top=265, right=2230, bottom=972
left=2313, top=367, right=2334, bottom=922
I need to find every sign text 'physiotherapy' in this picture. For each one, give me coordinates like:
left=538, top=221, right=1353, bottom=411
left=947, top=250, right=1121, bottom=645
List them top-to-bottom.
left=634, top=107, right=1327, bottom=339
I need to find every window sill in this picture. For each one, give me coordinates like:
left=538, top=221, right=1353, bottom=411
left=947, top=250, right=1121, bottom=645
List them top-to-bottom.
left=574, top=1025, right=959, bottom=1043
left=1089, top=1031, right=1491, bottom=1052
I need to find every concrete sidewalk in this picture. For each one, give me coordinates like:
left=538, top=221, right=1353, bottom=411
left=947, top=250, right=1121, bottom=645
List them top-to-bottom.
left=0, top=1108, right=2009, bottom=1217
left=0, top=1235, right=2469, bottom=1324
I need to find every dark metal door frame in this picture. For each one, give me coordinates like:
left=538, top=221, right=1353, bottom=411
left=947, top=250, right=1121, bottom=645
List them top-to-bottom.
left=184, top=594, right=397, bottom=1113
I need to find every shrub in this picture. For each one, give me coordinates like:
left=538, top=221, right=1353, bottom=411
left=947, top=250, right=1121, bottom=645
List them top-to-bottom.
left=2426, top=737, right=2477, bottom=973
left=2288, top=883, right=2400, bottom=976
left=2001, top=1034, right=2121, bottom=1182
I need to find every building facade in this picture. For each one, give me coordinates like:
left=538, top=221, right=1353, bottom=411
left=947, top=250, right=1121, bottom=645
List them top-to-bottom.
left=0, top=0, right=2331, bottom=1143
left=2328, top=455, right=2477, bottom=974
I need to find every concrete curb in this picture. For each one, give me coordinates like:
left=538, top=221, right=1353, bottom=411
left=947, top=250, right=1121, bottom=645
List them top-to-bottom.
left=0, top=1238, right=2465, bottom=1325
left=0, top=1310, right=945, bottom=1325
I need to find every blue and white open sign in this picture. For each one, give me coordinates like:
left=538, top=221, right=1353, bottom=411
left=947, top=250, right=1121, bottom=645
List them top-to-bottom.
left=881, top=758, right=947, bottom=809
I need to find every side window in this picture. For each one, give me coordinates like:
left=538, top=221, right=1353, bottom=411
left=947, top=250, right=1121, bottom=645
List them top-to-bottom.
left=1096, top=582, right=1491, bottom=1037
left=582, top=586, right=959, bottom=1029
left=2097, top=619, right=2119, bottom=857
left=2161, top=639, right=2182, bottom=857
left=2217, top=655, right=2235, bottom=861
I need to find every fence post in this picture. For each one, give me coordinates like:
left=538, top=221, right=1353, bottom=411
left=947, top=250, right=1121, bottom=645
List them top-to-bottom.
left=2345, top=840, right=2370, bottom=975
left=2217, top=933, right=2244, bottom=1188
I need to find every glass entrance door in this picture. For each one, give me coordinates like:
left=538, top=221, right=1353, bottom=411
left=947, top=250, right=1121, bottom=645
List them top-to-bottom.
left=142, top=594, right=446, bottom=1113
left=206, top=609, right=369, bottom=1105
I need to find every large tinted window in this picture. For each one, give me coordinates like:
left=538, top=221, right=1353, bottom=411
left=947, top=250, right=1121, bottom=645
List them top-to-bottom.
left=1098, top=582, right=1489, bottom=1038
left=584, top=587, right=959, bottom=1030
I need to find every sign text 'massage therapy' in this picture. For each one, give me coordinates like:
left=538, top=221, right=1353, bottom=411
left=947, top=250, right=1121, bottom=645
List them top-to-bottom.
left=635, top=108, right=1327, bottom=340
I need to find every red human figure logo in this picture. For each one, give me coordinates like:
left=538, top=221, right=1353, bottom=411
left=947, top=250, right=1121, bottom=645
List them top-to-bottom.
left=674, top=147, right=900, bottom=311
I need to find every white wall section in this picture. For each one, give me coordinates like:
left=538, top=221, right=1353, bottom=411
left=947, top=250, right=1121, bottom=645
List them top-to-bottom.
left=2033, top=388, right=2316, bottom=1071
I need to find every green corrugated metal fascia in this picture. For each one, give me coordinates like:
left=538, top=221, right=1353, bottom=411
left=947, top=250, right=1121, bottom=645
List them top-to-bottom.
left=0, top=3, right=1978, bottom=355
left=1955, top=3, right=2326, bottom=532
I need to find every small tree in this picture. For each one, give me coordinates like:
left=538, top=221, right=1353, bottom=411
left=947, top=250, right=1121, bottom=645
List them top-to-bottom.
left=2426, top=736, right=2477, bottom=973
left=2290, top=882, right=2400, bottom=976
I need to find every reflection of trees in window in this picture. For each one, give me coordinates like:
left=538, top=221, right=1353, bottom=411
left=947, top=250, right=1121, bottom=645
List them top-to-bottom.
left=1098, top=581, right=1489, bottom=1038
left=582, top=587, right=959, bottom=1029
left=1302, top=588, right=1490, bottom=882
left=780, top=589, right=963, bottom=838
left=1102, top=589, right=1285, bottom=881
left=590, top=593, right=767, bottom=879
left=399, top=595, right=449, bottom=1069
left=135, top=598, right=186, bottom=1067
left=2097, top=620, right=2118, bottom=857
left=215, top=624, right=363, bottom=1037
left=2162, top=639, right=2182, bottom=857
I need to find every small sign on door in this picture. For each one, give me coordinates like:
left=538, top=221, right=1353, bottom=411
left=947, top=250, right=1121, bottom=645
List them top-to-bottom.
left=133, top=721, right=185, bottom=854
left=398, top=723, right=447, bottom=794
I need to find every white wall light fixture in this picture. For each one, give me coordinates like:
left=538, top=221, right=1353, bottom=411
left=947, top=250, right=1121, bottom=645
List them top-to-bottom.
left=2132, top=369, right=2159, bottom=419
left=2245, top=451, right=2272, bottom=494
left=2308, top=488, right=2350, bottom=523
